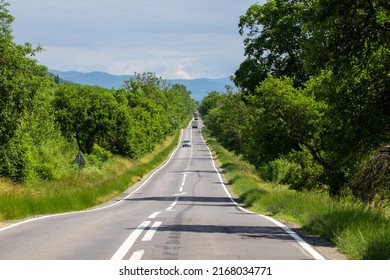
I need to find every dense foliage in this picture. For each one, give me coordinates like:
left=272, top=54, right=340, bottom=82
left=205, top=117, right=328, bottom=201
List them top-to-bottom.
left=202, top=0, right=389, bottom=203
left=0, top=1, right=196, bottom=183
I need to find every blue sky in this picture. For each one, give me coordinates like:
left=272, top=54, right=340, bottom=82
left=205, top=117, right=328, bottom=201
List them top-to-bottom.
left=9, top=0, right=263, bottom=79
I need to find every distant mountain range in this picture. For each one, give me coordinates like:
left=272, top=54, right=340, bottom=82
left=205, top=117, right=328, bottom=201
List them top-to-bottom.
left=49, top=70, right=235, bottom=101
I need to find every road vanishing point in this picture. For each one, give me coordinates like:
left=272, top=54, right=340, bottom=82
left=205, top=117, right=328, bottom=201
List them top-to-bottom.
left=0, top=120, right=324, bottom=260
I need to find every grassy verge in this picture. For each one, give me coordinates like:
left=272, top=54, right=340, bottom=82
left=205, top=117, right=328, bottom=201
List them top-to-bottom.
left=0, top=126, right=183, bottom=223
left=204, top=131, right=390, bottom=260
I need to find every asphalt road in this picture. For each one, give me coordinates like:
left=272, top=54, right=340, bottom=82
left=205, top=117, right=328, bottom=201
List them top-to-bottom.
left=0, top=120, right=324, bottom=260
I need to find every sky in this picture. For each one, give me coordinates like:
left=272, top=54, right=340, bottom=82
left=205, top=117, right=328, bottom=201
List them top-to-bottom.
left=8, top=0, right=263, bottom=79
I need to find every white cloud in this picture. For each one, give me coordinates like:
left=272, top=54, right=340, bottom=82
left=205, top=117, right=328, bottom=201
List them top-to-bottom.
left=9, top=0, right=263, bottom=79
left=107, top=58, right=200, bottom=80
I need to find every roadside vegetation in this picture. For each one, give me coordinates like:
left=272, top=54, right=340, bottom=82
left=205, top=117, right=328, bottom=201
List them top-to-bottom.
left=200, top=0, right=389, bottom=260
left=201, top=0, right=389, bottom=204
left=0, top=1, right=196, bottom=222
left=0, top=128, right=183, bottom=222
left=204, top=130, right=390, bottom=260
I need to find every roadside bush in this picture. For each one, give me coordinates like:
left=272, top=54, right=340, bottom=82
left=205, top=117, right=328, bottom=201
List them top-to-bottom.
left=0, top=139, right=33, bottom=182
left=85, top=144, right=113, bottom=168
left=349, top=145, right=390, bottom=206
left=283, top=148, right=325, bottom=191
left=258, top=149, right=325, bottom=192
left=258, top=158, right=290, bottom=184
left=34, top=163, right=57, bottom=181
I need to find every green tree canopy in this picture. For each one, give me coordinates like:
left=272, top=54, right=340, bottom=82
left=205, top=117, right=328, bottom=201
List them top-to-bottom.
left=0, top=0, right=46, bottom=145
left=0, top=0, right=49, bottom=181
left=223, top=0, right=390, bottom=197
left=234, top=0, right=308, bottom=93
left=244, top=75, right=326, bottom=166
left=54, top=85, right=128, bottom=154
left=203, top=91, right=251, bottom=154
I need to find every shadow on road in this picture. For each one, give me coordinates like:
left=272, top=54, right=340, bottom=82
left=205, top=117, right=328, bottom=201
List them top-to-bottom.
left=125, top=195, right=238, bottom=204
left=125, top=223, right=294, bottom=241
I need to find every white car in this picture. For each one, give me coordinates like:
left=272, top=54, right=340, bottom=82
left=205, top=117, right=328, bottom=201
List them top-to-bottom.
left=182, top=140, right=191, bottom=147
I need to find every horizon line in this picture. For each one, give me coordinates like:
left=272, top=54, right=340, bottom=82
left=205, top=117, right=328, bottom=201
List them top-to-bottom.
left=48, top=69, right=233, bottom=81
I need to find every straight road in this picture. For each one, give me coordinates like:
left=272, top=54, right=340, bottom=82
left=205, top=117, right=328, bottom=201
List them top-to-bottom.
left=0, top=120, right=324, bottom=260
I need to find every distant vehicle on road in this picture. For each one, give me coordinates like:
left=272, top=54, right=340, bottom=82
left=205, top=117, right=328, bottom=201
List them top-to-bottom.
left=194, top=110, right=200, bottom=119
left=192, top=120, right=198, bottom=128
left=182, top=140, right=191, bottom=147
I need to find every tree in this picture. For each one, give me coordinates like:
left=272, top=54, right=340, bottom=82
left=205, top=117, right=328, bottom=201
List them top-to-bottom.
left=0, top=0, right=47, bottom=181
left=229, top=0, right=390, bottom=197
left=234, top=0, right=308, bottom=93
left=302, top=0, right=390, bottom=194
left=303, top=0, right=390, bottom=74
left=0, top=1, right=46, bottom=145
left=120, top=73, right=196, bottom=158
left=54, top=74, right=60, bottom=84
left=243, top=75, right=326, bottom=165
left=165, top=84, right=195, bottom=131
left=54, top=85, right=126, bottom=154
left=199, top=91, right=225, bottom=116
left=203, top=92, right=250, bottom=154
left=349, top=145, right=390, bottom=205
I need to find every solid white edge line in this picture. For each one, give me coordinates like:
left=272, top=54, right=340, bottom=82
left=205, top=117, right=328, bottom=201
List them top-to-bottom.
left=0, top=127, right=188, bottom=233
left=199, top=128, right=326, bottom=260
left=259, top=214, right=325, bottom=260
left=111, top=221, right=151, bottom=260
left=141, top=221, right=162, bottom=241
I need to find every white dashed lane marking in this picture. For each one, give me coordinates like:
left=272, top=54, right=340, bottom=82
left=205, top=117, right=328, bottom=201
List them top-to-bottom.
left=148, top=212, right=161, bottom=219
left=110, top=221, right=151, bottom=260
left=142, top=221, right=162, bottom=241
left=129, top=250, right=144, bottom=260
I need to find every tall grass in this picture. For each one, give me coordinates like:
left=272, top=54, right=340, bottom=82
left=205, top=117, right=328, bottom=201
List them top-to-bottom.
left=0, top=128, right=181, bottom=223
left=205, top=131, right=390, bottom=260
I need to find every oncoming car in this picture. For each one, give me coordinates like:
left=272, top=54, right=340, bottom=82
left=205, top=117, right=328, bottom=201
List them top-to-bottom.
left=182, top=140, right=191, bottom=147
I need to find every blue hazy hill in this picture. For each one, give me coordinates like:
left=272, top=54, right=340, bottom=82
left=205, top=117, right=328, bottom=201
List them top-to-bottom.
left=49, top=70, right=235, bottom=101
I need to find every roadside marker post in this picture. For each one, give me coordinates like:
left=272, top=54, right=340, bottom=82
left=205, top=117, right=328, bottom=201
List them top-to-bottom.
left=74, top=151, right=86, bottom=178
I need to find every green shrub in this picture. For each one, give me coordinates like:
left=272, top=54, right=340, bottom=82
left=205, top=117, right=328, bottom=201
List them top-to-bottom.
left=0, top=138, right=33, bottom=182
left=85, top=144, right=113, bottom=168
left=349, top=145, right=390, bottom=205
left=283, top=148, right=325, bottom=191
left=259, top=158, right=290, bottom=183
left=34, top=163, right=57, bottom=180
